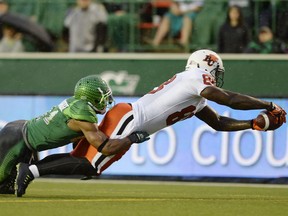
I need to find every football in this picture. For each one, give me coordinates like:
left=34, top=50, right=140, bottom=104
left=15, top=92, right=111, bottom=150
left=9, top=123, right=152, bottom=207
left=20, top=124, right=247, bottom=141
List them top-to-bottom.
left=254, top=110, right=282, bottom=131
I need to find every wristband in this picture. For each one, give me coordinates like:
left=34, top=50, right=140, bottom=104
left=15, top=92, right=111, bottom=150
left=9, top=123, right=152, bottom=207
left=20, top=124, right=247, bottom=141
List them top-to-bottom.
left=97, top=138, right=109, bottom=152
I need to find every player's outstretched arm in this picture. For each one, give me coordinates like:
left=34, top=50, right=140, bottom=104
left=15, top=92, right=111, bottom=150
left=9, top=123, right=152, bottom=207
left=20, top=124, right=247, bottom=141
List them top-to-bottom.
left=198, top=86, right=286, bottom=131
left=200, top=86, right=272, bottom=110
left=200, top=86, right=286, bottom=124
left=195, top=105, right=252, bottom=131
left=196, top=105, right=286, bottom=132
left=68, top=120, right=149, bottom=155
left=97, top=131, right=150, bottom=155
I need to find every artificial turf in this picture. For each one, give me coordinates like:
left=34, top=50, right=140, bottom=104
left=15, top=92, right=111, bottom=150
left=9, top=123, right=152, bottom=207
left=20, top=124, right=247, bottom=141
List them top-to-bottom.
left=1, top=178, right=288, bottom=216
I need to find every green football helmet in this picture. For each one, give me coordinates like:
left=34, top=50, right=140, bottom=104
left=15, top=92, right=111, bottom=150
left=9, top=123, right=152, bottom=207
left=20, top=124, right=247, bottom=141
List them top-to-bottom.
left=74, top=75, right=114, bottom=114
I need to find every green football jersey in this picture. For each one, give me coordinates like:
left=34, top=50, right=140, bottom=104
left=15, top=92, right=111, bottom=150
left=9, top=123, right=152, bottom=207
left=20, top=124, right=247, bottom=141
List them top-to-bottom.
left=26, top=97, right=98, bottom=151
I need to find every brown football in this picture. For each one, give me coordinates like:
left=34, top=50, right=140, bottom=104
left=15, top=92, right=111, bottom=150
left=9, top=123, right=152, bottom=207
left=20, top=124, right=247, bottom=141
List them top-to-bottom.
left=255, top=110, right=281, bottom=131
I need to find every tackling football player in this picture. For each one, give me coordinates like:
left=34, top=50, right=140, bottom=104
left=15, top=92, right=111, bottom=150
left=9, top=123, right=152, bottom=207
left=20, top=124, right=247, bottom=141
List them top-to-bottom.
left=15, top=49, right=286, bottom=197
left=0, top=75, right=149, bottom=196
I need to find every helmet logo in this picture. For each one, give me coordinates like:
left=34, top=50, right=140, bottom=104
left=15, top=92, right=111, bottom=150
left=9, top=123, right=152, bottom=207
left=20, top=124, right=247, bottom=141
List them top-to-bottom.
left=203, top=54, right=218, bottom=66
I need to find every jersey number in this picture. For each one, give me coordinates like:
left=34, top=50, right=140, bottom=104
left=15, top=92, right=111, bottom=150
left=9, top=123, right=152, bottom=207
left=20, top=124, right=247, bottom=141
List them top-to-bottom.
left=202, top=74, right=215, bottom=86
left=147, top=75, right=196, bottom=126
left=149, top=75, right=176, bottom=94
left=166, top=105, right=196, bottom=126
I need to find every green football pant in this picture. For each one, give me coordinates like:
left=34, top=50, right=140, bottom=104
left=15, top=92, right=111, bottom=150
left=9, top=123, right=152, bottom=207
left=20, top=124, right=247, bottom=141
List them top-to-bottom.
left=0, top=120, right=32, bottom=183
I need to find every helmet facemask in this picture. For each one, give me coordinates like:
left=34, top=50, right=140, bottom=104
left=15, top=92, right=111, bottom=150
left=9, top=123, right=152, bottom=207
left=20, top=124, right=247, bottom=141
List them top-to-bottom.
left=210, top=65, right=225, bottom=88
left=90, top=88, right=114, bottom=114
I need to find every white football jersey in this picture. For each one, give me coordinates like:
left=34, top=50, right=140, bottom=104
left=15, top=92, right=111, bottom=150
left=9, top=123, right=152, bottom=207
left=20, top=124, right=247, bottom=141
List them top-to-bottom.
left=90, top=68, right=216, bottom=172
left=132, top=68, right=214, bottom=135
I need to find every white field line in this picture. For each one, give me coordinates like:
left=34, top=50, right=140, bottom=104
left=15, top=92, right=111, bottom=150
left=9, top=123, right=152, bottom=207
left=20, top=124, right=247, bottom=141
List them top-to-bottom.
left=35, top=178, right=288, bottom=189
left=0, top=198, right=181, bottom=203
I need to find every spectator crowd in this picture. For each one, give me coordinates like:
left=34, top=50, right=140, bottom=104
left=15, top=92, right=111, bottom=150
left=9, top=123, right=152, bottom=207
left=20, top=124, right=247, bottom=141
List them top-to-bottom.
left=0, top=0, right=287, bottom=54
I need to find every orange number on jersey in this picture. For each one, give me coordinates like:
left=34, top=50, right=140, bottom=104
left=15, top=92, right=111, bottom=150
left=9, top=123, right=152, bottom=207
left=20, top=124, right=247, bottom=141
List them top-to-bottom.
left=202, top=74, right=215, bottom=86
left=149, top=75, right=177, bottom=94
left=166, top=105, right=196, bottom=126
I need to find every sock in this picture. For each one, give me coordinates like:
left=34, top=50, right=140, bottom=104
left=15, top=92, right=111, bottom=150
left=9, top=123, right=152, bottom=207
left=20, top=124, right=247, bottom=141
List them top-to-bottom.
left=29, top=165, right=39, bottom=178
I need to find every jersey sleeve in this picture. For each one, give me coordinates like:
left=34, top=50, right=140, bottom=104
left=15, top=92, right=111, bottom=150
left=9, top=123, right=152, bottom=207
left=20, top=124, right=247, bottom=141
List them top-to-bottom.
left=63, top=99, right=98, bottom=123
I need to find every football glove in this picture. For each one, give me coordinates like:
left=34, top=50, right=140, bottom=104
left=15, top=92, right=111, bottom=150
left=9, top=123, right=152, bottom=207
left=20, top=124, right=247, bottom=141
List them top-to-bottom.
left=128, top=131, right=150, bottom=143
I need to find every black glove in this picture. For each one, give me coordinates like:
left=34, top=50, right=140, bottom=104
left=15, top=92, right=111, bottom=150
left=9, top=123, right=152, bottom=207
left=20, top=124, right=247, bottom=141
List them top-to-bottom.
left=128, top=131, right=150, bottom=143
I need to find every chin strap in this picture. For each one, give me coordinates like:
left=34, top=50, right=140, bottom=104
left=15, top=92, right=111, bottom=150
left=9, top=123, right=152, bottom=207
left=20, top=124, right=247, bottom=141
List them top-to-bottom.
left=87, top=102, right=105, bottom=114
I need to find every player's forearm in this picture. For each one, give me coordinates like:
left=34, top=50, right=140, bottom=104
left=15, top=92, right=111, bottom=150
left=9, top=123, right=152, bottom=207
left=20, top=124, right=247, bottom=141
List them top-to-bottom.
left=226, top=93, right=271, bottom=110
left=212, top=116, right=252, bottom=131
left=98, top=131, right=150, bottom=155
left=101, top=138, right=132, bottom=156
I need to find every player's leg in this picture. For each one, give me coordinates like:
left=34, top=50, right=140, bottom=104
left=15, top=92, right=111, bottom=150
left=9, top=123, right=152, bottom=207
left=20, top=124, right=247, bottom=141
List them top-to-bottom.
left=0, top=120, right=30, bottom=194
left=16, top=138, right=97, bottom=197
left=15, top=153, right=98, bottom=196
left=35, top=153, right=97, bottom=176
left=0, top=166, right=16, bottom=194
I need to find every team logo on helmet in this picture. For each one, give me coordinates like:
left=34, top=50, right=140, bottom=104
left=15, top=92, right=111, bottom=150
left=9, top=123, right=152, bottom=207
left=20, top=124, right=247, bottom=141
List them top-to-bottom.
left=203, top=54, right=218, bottom=66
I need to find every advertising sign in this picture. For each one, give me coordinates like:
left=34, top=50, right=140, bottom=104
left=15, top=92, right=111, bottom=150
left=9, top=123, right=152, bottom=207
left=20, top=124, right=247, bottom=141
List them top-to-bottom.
left=0, top=96, right=287, bottom=178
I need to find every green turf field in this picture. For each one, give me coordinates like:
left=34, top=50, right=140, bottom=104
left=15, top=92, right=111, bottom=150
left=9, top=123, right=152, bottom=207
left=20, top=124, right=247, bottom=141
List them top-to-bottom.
left=1, top=179, right=288, bottom=216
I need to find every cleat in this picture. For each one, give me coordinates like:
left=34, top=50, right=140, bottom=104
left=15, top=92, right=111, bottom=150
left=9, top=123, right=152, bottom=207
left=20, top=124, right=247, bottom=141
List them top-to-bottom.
left=15, top=163, right=34, bottom=197
left=0, top=167, right=17, bottom=194
left=80, top=175, right=92, bottom=180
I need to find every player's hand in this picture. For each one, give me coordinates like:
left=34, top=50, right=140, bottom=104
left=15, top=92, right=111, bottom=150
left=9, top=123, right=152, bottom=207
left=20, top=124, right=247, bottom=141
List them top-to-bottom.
left=267, top=102, right=287, bottom=124
left=251, top=119, right=265, bottom=131
left=128, top=131, right=150, bottom=143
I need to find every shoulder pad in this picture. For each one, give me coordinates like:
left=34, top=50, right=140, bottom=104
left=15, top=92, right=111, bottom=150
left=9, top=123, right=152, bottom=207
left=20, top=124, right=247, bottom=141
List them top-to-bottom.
left=63, top=98, right=98, bottom=123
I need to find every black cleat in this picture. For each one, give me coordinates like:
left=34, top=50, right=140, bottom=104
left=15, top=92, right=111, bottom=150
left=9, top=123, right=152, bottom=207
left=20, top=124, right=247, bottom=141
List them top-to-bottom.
left=15, top=163, right=34, bottom=197
left=0, top=166, right=17, bottom=194
left=80, top=175, right=92, bottom=180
